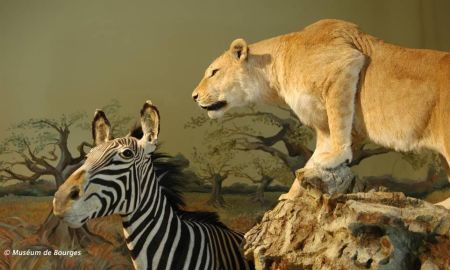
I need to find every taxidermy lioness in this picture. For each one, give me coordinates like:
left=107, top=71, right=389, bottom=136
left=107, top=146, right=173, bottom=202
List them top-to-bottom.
left=192, top=19, right=450, bottom=208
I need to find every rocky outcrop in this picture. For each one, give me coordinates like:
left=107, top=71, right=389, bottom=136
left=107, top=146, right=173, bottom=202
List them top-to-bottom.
left=244, top=168, right=450, bottom=270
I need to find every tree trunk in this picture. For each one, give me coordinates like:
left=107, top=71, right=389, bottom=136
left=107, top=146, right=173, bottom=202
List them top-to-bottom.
left=244, top=168, right=450, bottom=270
left=53, top=173, right=64, bottom=189
left=207, top=175, right=226, bottom=207
left=252, top=176, right=273, bottom=205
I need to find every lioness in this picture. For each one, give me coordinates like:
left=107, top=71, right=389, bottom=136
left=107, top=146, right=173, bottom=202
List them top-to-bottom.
left=192, top=19, right=450, bottom=208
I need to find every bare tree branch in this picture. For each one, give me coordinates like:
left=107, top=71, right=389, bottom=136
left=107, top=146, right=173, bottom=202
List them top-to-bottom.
left=275, top=105, right=298, bottom=119
left=223, top=111, right=285, bottom=126
left=32, top=120, right=63, bottom=133
left=235, top=137, right=291, bottom=166
left=22, top=139, right=55, bottom=171
left=71, top=141, right=93, bottom=165
left=42, top=144, right=58, bottom=162
left=350, top=144, right=390, bottom=166
left=0, top=168, right=42, bottom=182
left=236, top=172, right=259, bottom=183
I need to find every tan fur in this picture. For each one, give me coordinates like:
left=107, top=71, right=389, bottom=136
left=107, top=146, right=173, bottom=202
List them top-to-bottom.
left=192, top=19, right=450, bottom=208
left=53, top=169, right=86, bottom=217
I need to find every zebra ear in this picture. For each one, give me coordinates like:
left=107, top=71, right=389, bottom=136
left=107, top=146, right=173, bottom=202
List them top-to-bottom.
left=139, top=100, right=160, bottom=149
left=92, top=109, right=112, bottom=145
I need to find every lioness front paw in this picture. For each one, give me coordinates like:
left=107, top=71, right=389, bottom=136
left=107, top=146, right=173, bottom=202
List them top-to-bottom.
left=312, top=149, right=352, bottom=169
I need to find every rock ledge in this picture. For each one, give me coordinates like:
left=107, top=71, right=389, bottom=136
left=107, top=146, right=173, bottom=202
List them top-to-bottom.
left=244, top=172, right=450, bottom=270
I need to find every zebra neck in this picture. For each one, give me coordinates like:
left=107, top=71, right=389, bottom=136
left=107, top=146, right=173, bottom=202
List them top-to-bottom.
left=120, top=163, right=170, bottom=230
left=121, top=181, right=186, bottom=269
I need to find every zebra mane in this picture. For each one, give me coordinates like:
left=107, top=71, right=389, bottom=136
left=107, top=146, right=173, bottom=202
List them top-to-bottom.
left=128, top=125, right=226, bottom=228
left=152, top=152, right=186, bottom=209
left=177, top=211, right=227, bottom=228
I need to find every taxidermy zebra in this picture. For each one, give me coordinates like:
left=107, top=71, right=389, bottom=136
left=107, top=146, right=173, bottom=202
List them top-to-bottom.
left=53, top=100, right=253, bottom=270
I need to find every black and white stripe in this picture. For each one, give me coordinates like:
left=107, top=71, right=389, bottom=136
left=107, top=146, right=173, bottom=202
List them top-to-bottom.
left=82, top=137, right=253, bottom=270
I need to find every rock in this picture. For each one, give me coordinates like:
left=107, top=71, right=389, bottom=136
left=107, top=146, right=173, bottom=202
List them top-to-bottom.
left=297, top=165, right=357, bottom=195
left=244, top=178, right=450, bottom=269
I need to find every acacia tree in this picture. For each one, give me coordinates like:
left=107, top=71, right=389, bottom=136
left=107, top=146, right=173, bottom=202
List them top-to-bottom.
left=0, top=99, right=132, bottom=249
left=0, top=99, right=132, bottom=187
left=186, top=106, right=390, bottom=173
left=0, top=113, right=91, bottom=187
left=191, top=140, right=243, bottom=207
left=236, top=156, right=292, bottom=204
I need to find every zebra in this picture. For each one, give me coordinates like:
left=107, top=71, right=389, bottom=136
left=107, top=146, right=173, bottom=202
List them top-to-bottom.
left=53, top=100, right=254, bottom=270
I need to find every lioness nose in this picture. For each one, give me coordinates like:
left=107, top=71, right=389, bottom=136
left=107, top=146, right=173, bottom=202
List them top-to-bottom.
left=192, top=92, right=199, bottom=101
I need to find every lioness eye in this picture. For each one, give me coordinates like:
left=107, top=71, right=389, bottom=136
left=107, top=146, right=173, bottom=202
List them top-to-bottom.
left=210, top=69, right=219, bottom=77
left=120, top=149, right=134, bottom=159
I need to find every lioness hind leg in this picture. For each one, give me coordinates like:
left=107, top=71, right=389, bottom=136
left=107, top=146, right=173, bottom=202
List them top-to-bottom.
left=312, top=51, right=366, bottom=169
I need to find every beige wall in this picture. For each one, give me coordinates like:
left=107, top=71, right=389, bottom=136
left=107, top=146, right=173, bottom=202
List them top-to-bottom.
left=0, top=0, right=449, bottom=179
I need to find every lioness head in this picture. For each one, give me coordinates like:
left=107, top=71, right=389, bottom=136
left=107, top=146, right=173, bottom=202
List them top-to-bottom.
left=192, top=38, right=265, bottom=119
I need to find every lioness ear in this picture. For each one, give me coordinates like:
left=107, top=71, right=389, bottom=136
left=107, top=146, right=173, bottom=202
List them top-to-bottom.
left=229, top=38, right=248, bottom=62
left=140, top=100, right=160, bottom=147
left=92, top=109, right=112, bottom=146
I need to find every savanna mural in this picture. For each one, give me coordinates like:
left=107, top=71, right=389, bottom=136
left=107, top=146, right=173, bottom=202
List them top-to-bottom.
left=0, top=0, right=449, bottom=269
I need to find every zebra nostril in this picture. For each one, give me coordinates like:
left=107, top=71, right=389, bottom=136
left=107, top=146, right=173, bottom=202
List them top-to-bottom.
left=192, top=94, right=199, bottom=101
left=69, top=187, right=80, bottom=200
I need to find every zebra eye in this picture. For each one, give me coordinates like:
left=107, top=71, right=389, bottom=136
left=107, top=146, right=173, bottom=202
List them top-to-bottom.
left=120, top=149, right=134, bottom=159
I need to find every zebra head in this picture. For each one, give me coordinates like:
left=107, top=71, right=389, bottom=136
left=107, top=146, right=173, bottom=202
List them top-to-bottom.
left=53, top=101, right=160, bottom=228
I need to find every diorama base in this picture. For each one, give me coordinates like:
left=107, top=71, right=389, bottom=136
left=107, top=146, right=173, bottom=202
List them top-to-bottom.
left=244, top=169, right=450, bottom=270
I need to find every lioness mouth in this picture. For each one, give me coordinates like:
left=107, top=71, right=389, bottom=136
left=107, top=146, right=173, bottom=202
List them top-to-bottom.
left=201, top=101, right=227, bottom=111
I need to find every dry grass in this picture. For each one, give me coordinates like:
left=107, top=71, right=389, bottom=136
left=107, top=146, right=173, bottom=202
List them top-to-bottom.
left=0, top=192, right=281, bottom=269
left=0, top=192, right=280, bottom=233
left=0, top=196, right=52, bottom=225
